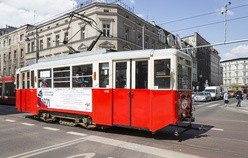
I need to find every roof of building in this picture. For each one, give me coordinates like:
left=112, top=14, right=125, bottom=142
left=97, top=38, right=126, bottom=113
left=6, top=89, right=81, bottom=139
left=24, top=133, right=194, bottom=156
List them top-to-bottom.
left=220, top=57, right=248, bottom=63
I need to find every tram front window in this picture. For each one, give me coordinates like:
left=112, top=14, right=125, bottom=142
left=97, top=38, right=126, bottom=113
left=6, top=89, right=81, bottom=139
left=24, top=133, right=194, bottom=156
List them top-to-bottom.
left=154, top=59, right=171, bottom=89
left=178, top=64, right=191, bottom=89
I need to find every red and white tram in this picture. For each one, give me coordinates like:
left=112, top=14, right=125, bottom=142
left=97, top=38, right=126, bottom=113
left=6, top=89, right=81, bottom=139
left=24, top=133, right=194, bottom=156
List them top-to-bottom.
left=16, top=48, right=194, bottom=132
left=0, top=76, right=16, bottom=105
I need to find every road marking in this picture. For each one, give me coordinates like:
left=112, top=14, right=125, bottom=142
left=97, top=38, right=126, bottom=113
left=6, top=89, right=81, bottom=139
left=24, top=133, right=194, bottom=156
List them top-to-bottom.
left=207, top=104, right=219, bottom=108
left=5, top=119, right=16, bottom=122
left=21, top=123, right=35, bottom=126
left=43, top=127, right=60, bottom=131
left=211, top=128, right=224, bottom=131
left=66, top=131, right=87, bottom=136
left=84, top=135, right=202, bottom=158
left=7, top=138, right=87, bottom=158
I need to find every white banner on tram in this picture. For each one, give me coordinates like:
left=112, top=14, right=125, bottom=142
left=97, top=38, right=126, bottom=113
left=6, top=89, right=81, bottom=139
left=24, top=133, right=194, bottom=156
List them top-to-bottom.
left=37, top=88, right=92, bottom=112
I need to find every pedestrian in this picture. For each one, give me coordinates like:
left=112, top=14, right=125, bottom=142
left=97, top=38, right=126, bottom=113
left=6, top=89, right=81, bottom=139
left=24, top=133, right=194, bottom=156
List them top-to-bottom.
left=236, top=90, right=243, bottom=107
left=223, top=91, right=229, bottom=107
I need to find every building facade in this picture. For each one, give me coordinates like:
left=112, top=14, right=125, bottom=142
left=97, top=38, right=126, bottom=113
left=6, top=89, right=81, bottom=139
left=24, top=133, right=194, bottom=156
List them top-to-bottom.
left=0, top=1, right=182, bottom=76
left=25, top=2, right=170, bottom=65
left=0, top=25, right=33, bottom=77
left=182, top=32, right=221, bottom=91
left=221, top=58, right=248, bottom=91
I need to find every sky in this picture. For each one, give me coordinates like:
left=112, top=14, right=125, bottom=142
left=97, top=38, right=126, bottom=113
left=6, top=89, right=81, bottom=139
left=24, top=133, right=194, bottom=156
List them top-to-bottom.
left=1, top=0, right=248, bottom=61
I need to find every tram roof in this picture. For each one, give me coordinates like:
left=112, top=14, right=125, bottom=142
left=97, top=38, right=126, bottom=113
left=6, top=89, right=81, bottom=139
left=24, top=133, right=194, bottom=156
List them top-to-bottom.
left=18, top=48, right=191, bottom=72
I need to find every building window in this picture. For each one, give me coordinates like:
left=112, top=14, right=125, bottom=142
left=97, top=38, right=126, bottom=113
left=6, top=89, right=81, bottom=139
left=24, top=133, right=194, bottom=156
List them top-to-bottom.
left=103, top=24, right=110, bottom=37
left=81, top=26, right=85, bottom=40
left=124, top=28, right=129, bottom=40
left=64, top=32, right=69, bottom=43
left=20, top=34, right=24, bottom=41
left=55, top=34, right=60, bottom=46
left=137, top=34, right=142, bottom=46
left=145, top=36, right=149, bottom=48
left=47, top=37, right=51, bottom=48
left=9, top=39, right=11, bottom=45
left=40, top=39, right=43, bottom=50
left=31, top=41, right=35, bottom=52
left=28, top=43, right=31, bottom=53
left=21, top=49, right=24, bottom=57
left=14, top=50, right=17, bottom=59
left=9, top=52, right=11, bottom=60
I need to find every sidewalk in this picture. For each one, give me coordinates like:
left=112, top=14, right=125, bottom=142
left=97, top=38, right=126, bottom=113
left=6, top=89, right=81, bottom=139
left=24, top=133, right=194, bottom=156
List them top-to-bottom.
left=225, top=98, right=248, bottom=114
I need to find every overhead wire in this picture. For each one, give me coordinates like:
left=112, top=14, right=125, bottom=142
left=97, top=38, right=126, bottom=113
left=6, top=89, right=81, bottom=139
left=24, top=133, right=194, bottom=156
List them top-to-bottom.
left=158, top=3, right=248, bottom=26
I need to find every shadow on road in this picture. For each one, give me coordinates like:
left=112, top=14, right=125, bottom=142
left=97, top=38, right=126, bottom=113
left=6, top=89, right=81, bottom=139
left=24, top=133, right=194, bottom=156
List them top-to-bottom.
left=0, top=104, right=19, bottom=115
left=99, top=123, right=214, bottom=142
left=154, top=123, right=213, bottom=142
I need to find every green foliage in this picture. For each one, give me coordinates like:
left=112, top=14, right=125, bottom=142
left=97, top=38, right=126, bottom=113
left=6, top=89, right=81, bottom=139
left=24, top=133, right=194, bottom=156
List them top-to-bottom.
left=229, top=83, right=239, bottom=90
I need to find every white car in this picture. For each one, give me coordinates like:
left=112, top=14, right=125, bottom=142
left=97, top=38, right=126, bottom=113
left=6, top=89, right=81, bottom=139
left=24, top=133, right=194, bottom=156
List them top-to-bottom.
left=194, top=92, right=212, bottom=102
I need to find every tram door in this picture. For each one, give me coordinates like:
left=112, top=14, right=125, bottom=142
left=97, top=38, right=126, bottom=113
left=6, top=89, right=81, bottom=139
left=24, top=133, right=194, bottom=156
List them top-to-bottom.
left=113, top=59, right=149, bottom=127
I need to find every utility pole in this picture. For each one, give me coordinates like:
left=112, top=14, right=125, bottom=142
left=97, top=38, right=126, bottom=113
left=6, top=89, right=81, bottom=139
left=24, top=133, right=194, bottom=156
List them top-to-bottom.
left=221, top=1, right=231, bottom=43
left=35, top=27, right=39, bottom=63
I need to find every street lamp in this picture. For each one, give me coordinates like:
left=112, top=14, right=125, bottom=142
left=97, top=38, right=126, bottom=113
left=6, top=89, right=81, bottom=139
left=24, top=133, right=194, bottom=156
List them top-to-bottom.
left=221, top=1, right=231, bottom=43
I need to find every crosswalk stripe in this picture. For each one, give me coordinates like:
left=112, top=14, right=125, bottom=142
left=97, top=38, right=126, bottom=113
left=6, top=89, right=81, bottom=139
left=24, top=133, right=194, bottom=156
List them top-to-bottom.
left=207, top=104, right=219, bottom=108
left=5, top=119, right=16, bottom=122
left=21, top=123, right=35, bottom=126
left=43, top=127, right=60, bottom=131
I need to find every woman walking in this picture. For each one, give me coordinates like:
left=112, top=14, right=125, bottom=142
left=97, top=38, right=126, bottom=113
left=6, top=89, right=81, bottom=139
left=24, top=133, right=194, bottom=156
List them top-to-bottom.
left=224, top=91, right=229, bottom=107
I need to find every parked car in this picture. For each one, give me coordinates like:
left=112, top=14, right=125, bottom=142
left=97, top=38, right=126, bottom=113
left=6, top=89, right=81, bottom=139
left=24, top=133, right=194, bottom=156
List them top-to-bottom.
left=192, top=92, right=196, bottom=99
left=193, top=92, right=212, bottom=102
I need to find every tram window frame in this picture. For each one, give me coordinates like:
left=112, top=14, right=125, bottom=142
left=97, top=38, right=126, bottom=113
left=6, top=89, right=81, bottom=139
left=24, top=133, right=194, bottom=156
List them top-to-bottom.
left=154, top=59, right=171, bottom=89
left=135, top=60, right=148, bottom=89
left=99, top=62, right=109, bottom=88
left=72, top=64, right=93, bottom=88
left=178, top=64, right=191, bottom=89
left=53, top=66, right=70, bottom=88
left=38, top=69, right=52, bottom=88
left=31, top=70, right=34, bottom=88
left=27, top=71, right=30, bottom=89
left=22, top=73, right=25, bottom=89
left=16, top=74, right=19, bottom=89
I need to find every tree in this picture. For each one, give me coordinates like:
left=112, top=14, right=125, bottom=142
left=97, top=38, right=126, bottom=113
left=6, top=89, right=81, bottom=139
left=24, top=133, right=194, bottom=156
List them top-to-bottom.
left=229, top=83, right=239, bottom=90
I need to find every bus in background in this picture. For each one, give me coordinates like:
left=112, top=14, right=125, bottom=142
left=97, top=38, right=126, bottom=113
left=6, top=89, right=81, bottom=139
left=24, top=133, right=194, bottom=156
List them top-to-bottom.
left=15, top=48, right=194, bottom=133
left=0, top=76, right=16, bottom=105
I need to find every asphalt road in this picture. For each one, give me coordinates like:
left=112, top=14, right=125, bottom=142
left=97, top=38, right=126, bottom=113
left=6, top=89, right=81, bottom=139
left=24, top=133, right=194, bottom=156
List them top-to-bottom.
left=0, top=99, right=247, bottom=158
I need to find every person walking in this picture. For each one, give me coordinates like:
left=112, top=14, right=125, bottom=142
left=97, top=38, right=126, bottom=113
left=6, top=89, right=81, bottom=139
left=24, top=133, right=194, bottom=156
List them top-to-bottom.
left=236, top=90, right=243, bottom=107
left=223, top=91, right=229, bottom=107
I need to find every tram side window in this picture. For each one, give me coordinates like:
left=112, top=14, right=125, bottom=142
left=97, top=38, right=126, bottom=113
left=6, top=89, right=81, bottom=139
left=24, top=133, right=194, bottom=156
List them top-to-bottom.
left=154, top=59, right=171, bottom=89
left=136, top=60, right=148, bottom=89
left=116, top=62, right=127, bottom=88
left=99, top=63, right=109, bottom=88
left=72, top=64, right=92, bottom=88
left=53, top=67, right=70, bottom=88
left=38, top=69, right=52, bottom=88
left=27, top=71, right=30, bottom=89
left=31, top=71, right=34, bottom=88
left=22, top=73, right=25, bottom=89
left=16, top=74, right=19, bottom=89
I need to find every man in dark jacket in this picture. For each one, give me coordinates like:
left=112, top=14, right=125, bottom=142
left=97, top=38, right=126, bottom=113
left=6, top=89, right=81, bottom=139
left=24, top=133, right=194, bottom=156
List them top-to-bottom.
left=236, top=90, right=242, bottom=107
